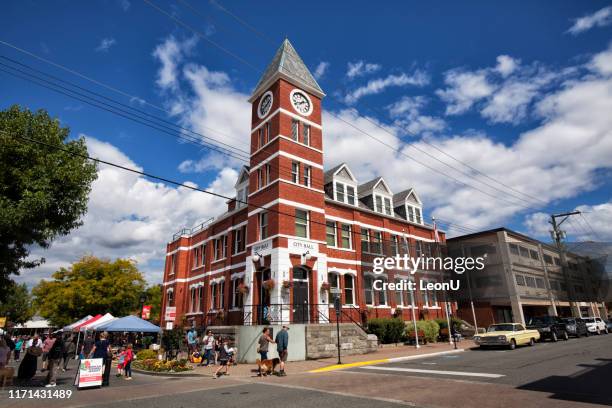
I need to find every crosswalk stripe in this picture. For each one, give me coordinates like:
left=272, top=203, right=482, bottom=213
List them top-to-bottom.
left=361, top=366, right=505, bottom=378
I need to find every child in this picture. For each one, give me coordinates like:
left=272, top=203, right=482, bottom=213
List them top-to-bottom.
left=212, top=338, right=230, bottom=379
left=123, top=344, right=133, bottom=380
left=116, top=347, right=126, bottom=377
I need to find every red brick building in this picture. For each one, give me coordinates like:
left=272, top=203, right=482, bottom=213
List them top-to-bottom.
left=161, top=39, right=452, bottom=329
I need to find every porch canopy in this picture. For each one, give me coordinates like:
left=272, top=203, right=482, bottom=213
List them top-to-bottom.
left=62, top=315, right=93, bottom=332
left=95, top=315, right=161, bottom=333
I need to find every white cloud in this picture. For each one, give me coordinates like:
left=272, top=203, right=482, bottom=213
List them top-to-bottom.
left=567, top=6, right=612, bottom=35
left=152, top=35, right=197, bottom=91
left=95, top=38, right=117, bottom=53
left=590, top=43, right=612, bottom=76
left=495, top=55, right=519, bottom=77
left=346, top=60, right=382, bottom=79
left=313, top=61, right=330, bottom=80
left=436, top=69, right=495, bottom=115
left=344, top=71, right=430, bottom=104
left=387, top=96, right=446, bottom=135
left=17, top=136, right=235, bottom=287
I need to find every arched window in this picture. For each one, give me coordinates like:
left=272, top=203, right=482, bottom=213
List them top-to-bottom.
left=328, top=273, right=339, bottom=304
left=166, top=289, right=174, bottom=306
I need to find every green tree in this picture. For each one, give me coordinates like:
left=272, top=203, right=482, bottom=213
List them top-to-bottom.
left=0, top=105, right=97, bottom=299
left=32, top=256, right=146, bottom=327
left=0, top=281, right=34, bottom=324
left=143, top=284, right=162, bottom=323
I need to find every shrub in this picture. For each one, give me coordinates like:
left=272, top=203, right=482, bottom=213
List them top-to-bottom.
left=367, top=317, right=405, bottom=344
left=435, top=317, right=462, bottom=331
left=406, top=320, right=440, bottom=343
left=136, top=349, right=158, bottom=361
left=134, top=358, right=192, bottom=372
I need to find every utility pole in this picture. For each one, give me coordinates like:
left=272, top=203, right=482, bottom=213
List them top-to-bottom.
left=550, top=211, right=581, bottom=318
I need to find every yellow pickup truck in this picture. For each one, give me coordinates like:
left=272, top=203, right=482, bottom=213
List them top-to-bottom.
left=473, top=323, right=541, bottom=350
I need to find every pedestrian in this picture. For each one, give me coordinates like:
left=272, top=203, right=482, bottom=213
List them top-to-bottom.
left=275, top=325, right=289, bottom=377
left=187, top=327, right=197, bottom=353
left=257, top=327, right=274, bottom=376
left=201, top=330, right=215, bottom=366
left=40, top=332, right=55, bottom=372
left=45, top=332, right=64, bottom=387
left=89, top=332, right=112, bottom=387
left=81, top=334, right=94, bottom=359
left=61, top=335, right=76, bottom=371
left=214, top=335, right=221, bottom=365
left=14, top=336, right=23, bottom=361
left=0, top=337, right=10, bottom=368
left=212, top=338, right=231, bottom=379
left=18, top=340, right=41, bottom=382
left=123, top=344, right=133, bottom=380
left=116, top=346, right=126, bottom=377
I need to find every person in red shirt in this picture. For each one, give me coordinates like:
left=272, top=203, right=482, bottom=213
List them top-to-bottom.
left=123, top=344, right=133, bottom=380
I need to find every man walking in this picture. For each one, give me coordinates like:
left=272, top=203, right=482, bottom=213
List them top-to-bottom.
left=275, top=325, right=289, bottom=376
left=187, top=327, right=197, bottom=353
left=201, top=330, right=215, bottom=366
left=45, top=333, right=63, bottom=387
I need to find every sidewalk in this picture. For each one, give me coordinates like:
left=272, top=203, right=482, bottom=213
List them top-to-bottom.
left=189, top=342, right=464, bottom=378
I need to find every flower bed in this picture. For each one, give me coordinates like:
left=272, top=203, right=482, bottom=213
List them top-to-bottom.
left=133, top=358, right=193, bottom=373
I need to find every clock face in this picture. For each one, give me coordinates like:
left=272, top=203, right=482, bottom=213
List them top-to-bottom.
left=290, top=89, right=313, bottom=116
left=257, top=91, right=273, bottom=119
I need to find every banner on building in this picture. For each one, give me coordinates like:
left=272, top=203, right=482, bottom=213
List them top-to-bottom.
left=142, top=305, right=151, bottom=320
left=164, top=306, right=176, bottom=321
left=75, top=358, right=104, bottom=389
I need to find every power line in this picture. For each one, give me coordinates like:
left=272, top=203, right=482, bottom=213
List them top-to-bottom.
left=159, top=0, right=541, bottom=211
left=207, top=0, right=546, bottom=208
left=3, top=130, right=452, bottom=248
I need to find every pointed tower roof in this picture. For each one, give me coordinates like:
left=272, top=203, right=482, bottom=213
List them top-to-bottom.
left=250, top=38, right=325, bottom=101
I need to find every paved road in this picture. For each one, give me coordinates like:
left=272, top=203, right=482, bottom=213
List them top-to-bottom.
left=353, top=334, right=612, bottom=405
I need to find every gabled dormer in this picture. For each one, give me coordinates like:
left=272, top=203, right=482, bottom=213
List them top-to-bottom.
left=324, top=163, right=358, bottom=206
left=234, top=166, right=250, bottom=210
left=358, top=177, right=394, bottom=216
left=393, top=188, right=423, bottom=224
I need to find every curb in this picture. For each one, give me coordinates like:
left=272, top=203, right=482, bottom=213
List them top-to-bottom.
left=308, top=348, right=465, bottom=373
left=131, top=367, right=204, bottom=377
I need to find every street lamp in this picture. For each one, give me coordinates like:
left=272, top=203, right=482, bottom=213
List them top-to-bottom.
left=139, top=293, right=147, bottom=317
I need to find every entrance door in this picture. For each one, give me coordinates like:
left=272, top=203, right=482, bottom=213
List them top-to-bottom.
left=293, top=281, right=309, bottom=323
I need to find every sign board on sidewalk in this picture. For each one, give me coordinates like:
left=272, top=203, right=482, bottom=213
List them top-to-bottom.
left=142, top=305, right=151, bottom=320
left=164, top=306, right=176, bottom=321
left=75, top=358, right=104, bottom=389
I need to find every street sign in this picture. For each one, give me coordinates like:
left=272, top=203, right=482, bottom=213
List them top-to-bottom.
left=164, top=306, right=176, bottom=321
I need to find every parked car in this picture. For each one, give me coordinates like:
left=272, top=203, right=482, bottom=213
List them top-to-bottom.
left=526, top=316, right=569, bottom=341
left=562, top=317, right=588, bottom=337
left=582, top=317, right=609, bottom=335
left=606, top=319, right=612, bottom=332
left=473, top=323, right=540, bottom=350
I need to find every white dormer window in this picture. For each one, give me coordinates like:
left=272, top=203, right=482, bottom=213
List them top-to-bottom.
left=234, top=166, right=249, bottom=209
left=335, top=182, right=357, bottom=206
left=374, top=194, right=393, bottom=216
left=407, top=205, right=423, bottom=224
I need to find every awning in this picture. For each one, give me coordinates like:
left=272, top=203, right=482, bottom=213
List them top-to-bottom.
left=80, top=313, right=115, bottom=331
left=72, top=314, right=102, bottom=331
left=62, top=315, right=93, bottom=332
left=95, top=315, right=161, bottom=332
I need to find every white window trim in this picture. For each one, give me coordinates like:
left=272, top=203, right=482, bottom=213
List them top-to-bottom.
left=334, top=181, right=358, bottom=206
left=295, top=209, right=310, bottom=239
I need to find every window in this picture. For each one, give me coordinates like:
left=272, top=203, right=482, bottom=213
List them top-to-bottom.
left=291, top=119, right=299, bottom=141
left=265, top=122, right=270, bottom=143
left=303, top=124, right=310, bottom=145
left=259, top=127, right=266, bottom=147
left=291, top=162, right=299, bottom=183
left=265, top=164, right=271, bottom=185
left=303, top=165, right=311, bottom=187
left=257, top=169, right=263, bottom=189
left=335, top=182, right=345, bottom=202
left=346, top=185, right=355, bottom=205
left=236, top=187, right=247, bottom=208
left=375, top=195, right=383, bottom=213
left=383, top=198, right=392, bottom=216
left=407, top=206, right=415, bottom=222
left=415, top=207, right=422, bottom=224
left=295, top=209, right=309, bottom=238
left=259, top=212, right=268, bottom=239
left=326, top=221, right=337, bottom=247
left=340, top=224, right=352, bottom=249
left=233, top=226, right=246, bottom=254
left=361, top=228, right=370, bottom=252
left=371, top=231, right=382, bottom=254
left=390, top=235, right=399, bottom=256
left=214, top=236, right=227, bottom=260
left=401, top=237, right=409, bottom=256
left=415, top=240, right=423, bottom=258
left=509, top=243, right=519, bottom=255
left=193, top=246, right=201, bottom=268
left=519, top=246, right=529, bottom=258
left=529, top=250, right=539, bottom=260
left=169, top=253, right=177, bottom=275
left=544, top=254, right=553, bottom=265
left=554, top=257, right=561, bottom=266
left=328, top=273, right=339, bottom=304
left=344, top=275, right=355, bottom=305
left=515, top=275, right=525, bottom=286
left=364, top=276, right=374, bottom=305
left=525, top=276, right=536, bottom=288
left=377, top=277, right=388, bottom=305
left=232, top=278, right=243, bottom=308
left=395, top=278, right=405, bottom=306
left=535, top=278, right=545, bottom=289
left=218, top=281, right=225, bottom=309
left=211, top=282, right=218, bottom=309
left=197, top=286, right=204, bottom=311
left=190, top=287, right=196, bottom=313
left=166, top=289, right=174, bottom=306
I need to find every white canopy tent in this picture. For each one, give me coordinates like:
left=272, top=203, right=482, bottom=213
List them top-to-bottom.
left=79, top=313, right=115, bottom=332
left=62, top=315, right=93, bottom=332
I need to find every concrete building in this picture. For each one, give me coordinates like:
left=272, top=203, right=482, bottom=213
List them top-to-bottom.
left=160, top=39, right=454, bottom=329
left=447, top=228, right=608, bottom=327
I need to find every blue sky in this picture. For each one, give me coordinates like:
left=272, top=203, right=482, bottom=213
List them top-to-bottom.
left=2, top=0, right=611, bottom=285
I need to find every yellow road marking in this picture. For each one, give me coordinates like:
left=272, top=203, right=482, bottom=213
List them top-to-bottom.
left=309, top=358, right=390, bottom=373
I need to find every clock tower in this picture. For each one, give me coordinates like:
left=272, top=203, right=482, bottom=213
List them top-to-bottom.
left=245, top=39, right=329, bottom=324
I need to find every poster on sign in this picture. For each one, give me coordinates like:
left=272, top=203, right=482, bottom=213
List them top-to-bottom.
left=142, top=305, right=151, bottom=320
left=165, top=306, right=176, bottom=321
left=74, top=358, right=104, bottom=389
